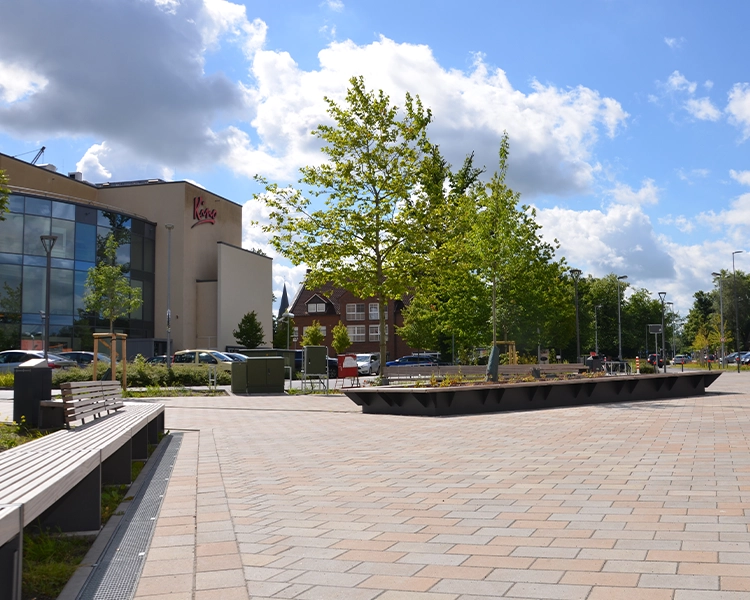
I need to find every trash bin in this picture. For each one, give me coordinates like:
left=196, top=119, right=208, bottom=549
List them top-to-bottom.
left=585, top=355, right=602, bottom=373
left=13, top=358, right=52, bottom=428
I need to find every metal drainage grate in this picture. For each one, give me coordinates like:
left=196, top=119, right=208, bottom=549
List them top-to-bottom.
left=77, top=432, right=183, bottom=600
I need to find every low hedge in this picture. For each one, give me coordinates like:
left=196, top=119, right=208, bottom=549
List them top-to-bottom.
left=48, top=357, right=231, bottom=387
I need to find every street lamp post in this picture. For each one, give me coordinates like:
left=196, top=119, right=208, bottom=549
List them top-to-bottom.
left=165, top=224, right=174, bottom=370
left=40, top=235, right=58, bottom=360
left=733, top=250, right=743, bottom=372
left=571, top=269, right=582, bottom=362
left=712, top=272, right=725, bottom=367
left=617, top=275, right=628, bottom=361
left=658, top=292, right=667, bottom=373
left=667, top=301, right=676, bottom=361
left=594, top=304, right=602, bottom=356
left=282, top=311, right=295, bottom=349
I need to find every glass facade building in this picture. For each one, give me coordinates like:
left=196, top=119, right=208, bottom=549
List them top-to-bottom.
left=0, top=193, right=155, bottom=352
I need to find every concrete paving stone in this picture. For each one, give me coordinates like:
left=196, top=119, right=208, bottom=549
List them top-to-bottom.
left=717, top=551, right=750, bottom=563
left=397, top=552, right=469, bottom=566
left=197, top=553, right=243, bottom=572
left=140, top=557, right=194, bottom=577
left=602, top=560, right=677, bottom=573
left=414, top=565, right=492, bottom=580
left=486, top=567, right=563, bottom=583
left=289, top=569, right=371, bottom=587
left=639, top=572, right=719, bottom=589
left=135, top=574, right=195, bottom=596
left=357, top=574, right=440, bottom=592
left=429, top=578, right=513, bottom=596
left=504, top=581, right=591, bottom=599
left=267, top=583, right=312, bottom=598
left=295, top=585, right=382, bottom=600
left=195, top=586, right=249, bottom=600
left=586, top=588, right=674, bottom=600
left=674, top=591, right=750, bottom=599
left=374, top=592, right=459, bottom=600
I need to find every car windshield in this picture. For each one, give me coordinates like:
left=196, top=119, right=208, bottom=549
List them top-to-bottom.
left=210, top=351, right=232, bottom=362
left=356, top=354, right=370, bottom=361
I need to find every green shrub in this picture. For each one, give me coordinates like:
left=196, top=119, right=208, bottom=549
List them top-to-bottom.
left=638, top=363, right=655, bottom=374
left=0, top=372, right=14, bottom=388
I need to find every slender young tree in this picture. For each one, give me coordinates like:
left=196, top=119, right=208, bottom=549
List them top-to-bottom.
left=257, top=76, right=439, bottom=367
left=0, top=169, right=10, bottom=219
left=83, top=234, right=142, bottom=334
left=233, top=311, right=265, bottom=348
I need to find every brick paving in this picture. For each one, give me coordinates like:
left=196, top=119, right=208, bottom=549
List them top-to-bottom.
left=133, top=372, right=750, bottom=599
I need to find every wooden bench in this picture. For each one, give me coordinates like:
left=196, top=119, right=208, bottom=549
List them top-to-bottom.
left=40, top=380, right=125, bottom=429
left=0, top=401, right=165, bottom=600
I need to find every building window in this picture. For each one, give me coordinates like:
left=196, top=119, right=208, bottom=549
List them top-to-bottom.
left=307, top=302, right=326, bottom=313
left=369, top=302, right=384, bottom=320
left=346, top=303, right=365, bottom=321
left=369, top=324, right=388, bottom=342
left=347, top=325, right=365, bottom=342
left=292, top=327, right=299, bottom=341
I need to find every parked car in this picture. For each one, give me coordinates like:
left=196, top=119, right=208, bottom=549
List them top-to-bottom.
left=172, top=349, right=234, bottom=371
left=0, top=350, right=76, bottom=372
left=293, top=350, right=339, bottom=377
left=57, top=351, right=111, bottom=366
left=223, top=352, right=248, bottom=362
left=356, top=353, right=380, bottom=375
left=647, top=353, right=664, bottom=368
left=145, top=355, right=168, bottom=364
left=385, top=355, right=438, bottom=367
left=672, top=355, right=689, bottom=365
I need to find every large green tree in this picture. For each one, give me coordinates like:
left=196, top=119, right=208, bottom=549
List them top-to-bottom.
left=258, top=76, right=440, bottom=365
left=83, top=234, right=142, bottom=334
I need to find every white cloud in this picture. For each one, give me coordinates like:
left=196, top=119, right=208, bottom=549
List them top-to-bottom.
left=323, top=0, right=344, bottom=11
left=230, top=36, right=628, bottom=197
left=664, top=36, right=685, bottom=49
left=0, top=61, right=48, bottom=103
left=666, top=70, right=697, bottom=94
left=704, top=80, right=714, bottom=90
left=727, top=82, right=750, bottom=140
left=684, top=97, right=721, bottom=121
left=76, top=143, right=112, bottom=181
left=676, top=167, right=710, bottom=184
left=730, top=169, right=750, bottom=186
left=607, top=179, right=659, bottom=206
left=658, top=214, right=694, bottom=233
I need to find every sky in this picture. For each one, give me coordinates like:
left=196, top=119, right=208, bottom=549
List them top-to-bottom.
left=1, top=0, right=749, bottom=317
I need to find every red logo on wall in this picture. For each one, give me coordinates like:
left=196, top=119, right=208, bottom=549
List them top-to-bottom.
left=192, top=196, right=217, bottom=228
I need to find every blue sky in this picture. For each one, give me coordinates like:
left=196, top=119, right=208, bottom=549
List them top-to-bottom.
left=1, top=0, right=749, bottom=315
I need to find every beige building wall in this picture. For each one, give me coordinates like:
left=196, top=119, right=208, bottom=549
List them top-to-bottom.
left=99, top=182, right=246, bottom=351
left=218, top=243, right=272, bottom=350
left=196, top=280, right=218, bottom=348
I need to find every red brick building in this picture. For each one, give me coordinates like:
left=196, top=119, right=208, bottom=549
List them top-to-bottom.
left=288, top=284, right=415, bottom=360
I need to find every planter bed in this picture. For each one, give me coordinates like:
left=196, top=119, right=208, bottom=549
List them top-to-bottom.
left=345, top=371, right=722, bottom=416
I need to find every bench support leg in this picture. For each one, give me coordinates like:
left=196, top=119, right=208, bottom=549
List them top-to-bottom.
left=147, top=418, right=159, bottom=445
left=132, top=426, right=148, bottom=461
left=102, top=440, right=132, bottom=485
left=39, top=467, right=101, bottom=533
left=0, top=532, right=21, bottom=600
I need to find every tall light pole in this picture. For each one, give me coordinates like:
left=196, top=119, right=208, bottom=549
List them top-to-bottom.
left=165, top=224, right=174, bottom=370
left=40, top=235, right=58, bottom=360
left=733, top=251, right=744, bottom=372
left=571, top=269, right=582, bottom=362
left=712, top=272, right=725, bottom=367
left=617, top=275, right=628, bottom=361
left=658, top=292, right=667, bottom=373
left=666, top=301, right=676, bottom=361
left=594, top=304, right=602, bottom=355
left=282, top=311, right=295, bottom=349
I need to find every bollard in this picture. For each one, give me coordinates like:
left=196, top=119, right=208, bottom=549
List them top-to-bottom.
left=635, top=355, right=640, bottom=375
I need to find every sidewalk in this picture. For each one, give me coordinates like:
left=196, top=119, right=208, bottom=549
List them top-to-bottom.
left=123, top=371, right=750, bottom=600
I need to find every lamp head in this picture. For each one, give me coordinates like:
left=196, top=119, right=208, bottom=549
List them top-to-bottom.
left=165, top=223, right=174, bottom=230
left=40, top=234, right=58, bottom=254
left=570, top=268, right=582, bottom=281
left=617, top=274, right=628, bottom=281
left=658, top=291, right=667, bottom=302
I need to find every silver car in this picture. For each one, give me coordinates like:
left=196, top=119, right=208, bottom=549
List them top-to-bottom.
left=0, top=350, right=76, bottom=373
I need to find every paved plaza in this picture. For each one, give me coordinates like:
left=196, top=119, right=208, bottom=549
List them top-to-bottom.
left=5, top=373, right=750, bottom=599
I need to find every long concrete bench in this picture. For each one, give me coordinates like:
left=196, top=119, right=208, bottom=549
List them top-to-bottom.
left=0, top=401, right=164, bottom=600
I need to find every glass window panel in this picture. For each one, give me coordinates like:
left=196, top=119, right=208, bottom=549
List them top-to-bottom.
left=8, top=195, right=24, bottom=213
left=25, top=197, right=51, bottom=216
left=52, top=201, right=76, bottom=220
left=75, top=205, right=97, bottom=225
left=0, top=213, right=23, bottom=254
left=23, top=215, right=50, bottom=256
left=51, top=218, right=75, bottom=259
left=75, top=223, right=96, bottom=262
left=130, top=233, right=143, bottom=271
left=143, top=237, right=154, bottom=273
left=116, top=243, right=130, bottom=270
left=0, top=253, right=22, bottom=265
left=23, top=255, right=46, bottom=267
left=51, top=258, right=74, bottom=270
left=75, top=260, right=95, bottom=272
left=0, top=263, right=23, bottom=318
left=22, top=265, right=45, bottom=314
left=50, top=268, right=74, bottom=315
left=74, top=270, right=88, bottom=315
left=142, top=279, right=153, bottom=321
left=130, top=280, right=143, bottom=320
left=0, top=323, right=21, bottom=352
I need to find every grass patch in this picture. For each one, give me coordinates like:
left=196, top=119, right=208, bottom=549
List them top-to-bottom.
left=122, top=386, right=227, bottom=398
left=0, top=418, right=46, bottom=452
left=23, top=530, right=95, bottom=600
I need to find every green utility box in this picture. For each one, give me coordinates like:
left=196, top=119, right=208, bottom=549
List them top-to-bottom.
left=304, top=346, right=327, bottom=376
left=238, top=349, right=296, bottom=377
left=246, top=356, right=285, bottom=393
left=231, top=360, right=248, bottom=394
